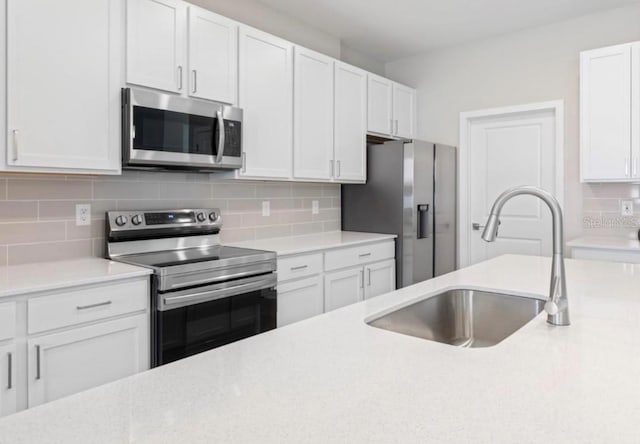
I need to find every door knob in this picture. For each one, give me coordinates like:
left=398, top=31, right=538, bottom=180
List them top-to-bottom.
left=472, top=223, right=485, bottom=231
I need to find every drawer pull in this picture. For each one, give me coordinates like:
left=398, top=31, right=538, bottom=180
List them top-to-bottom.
left=358, top=253, right=372, bottom=258
left=290, top=265, right=308, bottom=271
left=76, top=301, right=112, bottom=311
left=35, top=345, right=41, bottom=380
left=7, top=352, right=12, bottom=389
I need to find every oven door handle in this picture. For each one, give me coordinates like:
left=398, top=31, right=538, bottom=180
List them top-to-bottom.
left=161, top=274, right=276, bottom=311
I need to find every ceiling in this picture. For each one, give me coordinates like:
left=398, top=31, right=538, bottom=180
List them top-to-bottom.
left=255, top=0, right=640, bottom=62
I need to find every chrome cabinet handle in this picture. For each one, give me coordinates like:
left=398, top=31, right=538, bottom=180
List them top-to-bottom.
left=177, top=66, right=183, bottom=90
left=192, top=69, right=197, bottom=94
left=215, top=110, right=225, bottom=164
left=12, top=129, right=19, bottom=162
left=241, top=152, right=247, bottom=173
left=336, top=160, right=341, bottom=178
left=358, top=252, right=372, bottom=258
left=290, top=265, right=308, bottom=271
left=367, top=268, right=371, bottom=286
left=77, top=301, right=112, bottom=310
left=35, top=345, right=41, bottom=380
left=7, top=352, right=12, bottom=390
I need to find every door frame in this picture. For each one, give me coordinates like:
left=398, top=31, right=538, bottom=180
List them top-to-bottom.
left=458, top=100, right=565, bottom=268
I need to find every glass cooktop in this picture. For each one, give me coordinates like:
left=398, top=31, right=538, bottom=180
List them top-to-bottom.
left=118, top=245, right=273, bottom=269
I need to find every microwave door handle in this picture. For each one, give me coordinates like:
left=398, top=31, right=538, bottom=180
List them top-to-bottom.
left=215, top=110, right=225, bottom=164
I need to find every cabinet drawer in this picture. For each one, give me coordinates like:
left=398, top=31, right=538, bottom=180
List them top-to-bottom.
left=324, top=241, right=395, bottom=272
left=277, top=253, right=323, bottom=282
left=28, top=279, right=149, bottom=334
left=0, top=302, right=17, bottom=341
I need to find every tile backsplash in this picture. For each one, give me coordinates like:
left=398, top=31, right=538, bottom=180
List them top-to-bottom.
left=0, top=171, right=341, bottom=266
left=582, top=183, right=640, bottom=238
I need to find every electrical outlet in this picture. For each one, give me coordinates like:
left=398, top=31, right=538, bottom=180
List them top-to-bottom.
left=311, top=200, right=320, bottom=215
left=621, top=200, right=634, bottom=216
left=262, top=201, right=270, bottom=217
left=75, top=204, right=91, bottom=226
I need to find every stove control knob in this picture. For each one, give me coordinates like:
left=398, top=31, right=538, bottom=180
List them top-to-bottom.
left=196, top=212, right=206, bottom=222
left=209, top=212, right=219, bottom=222
left=131, top=214, right=143, bottom=226
left=115, top=215, right=128, bottom=227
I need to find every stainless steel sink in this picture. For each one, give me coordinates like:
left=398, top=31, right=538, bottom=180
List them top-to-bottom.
left=367, top=289, right=544, bottom=348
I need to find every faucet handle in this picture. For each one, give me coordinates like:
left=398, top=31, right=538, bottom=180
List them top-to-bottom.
left=544, top=300, right=559, bottom=316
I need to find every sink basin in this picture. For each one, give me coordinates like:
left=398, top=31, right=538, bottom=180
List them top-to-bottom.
left=367, top=288, right=544, bottom=348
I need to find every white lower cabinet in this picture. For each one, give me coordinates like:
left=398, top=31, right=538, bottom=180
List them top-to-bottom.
left=364, top=259, right=396, bottom=300
left=324, top=267, right=364, bottom=312
left=277, top=276, right=324, bottom=327
left=27, top=314, right=148, bottom=407
left=0, top=343, right=17, bottom=416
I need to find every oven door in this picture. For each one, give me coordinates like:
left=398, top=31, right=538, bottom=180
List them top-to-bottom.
left=122, top=88, right=242, bottom=170
left=155, top=273, right=277, bottom=366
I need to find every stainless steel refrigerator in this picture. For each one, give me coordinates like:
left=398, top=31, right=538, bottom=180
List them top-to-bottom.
left=342, top=140, right=456, bottom=289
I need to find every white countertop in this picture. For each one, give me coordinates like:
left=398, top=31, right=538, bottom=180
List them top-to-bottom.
left=227, top=231, right=397, bottom=256
left=567, top=235, right=640, bottom=251
left=2, top=254, right=640, bottom=443
left=0, top=258, right=152, bottom=298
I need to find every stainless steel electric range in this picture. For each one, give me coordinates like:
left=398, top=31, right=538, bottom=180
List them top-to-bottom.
left=105, top=208, right=277, bottom=367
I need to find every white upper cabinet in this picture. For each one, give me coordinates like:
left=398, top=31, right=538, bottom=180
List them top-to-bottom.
left=4, top=0, right=122, bottom=173
left=126, top=0, right=187, bottom=94
left=187, top=5, right=238, bottom=104
left=239, top=26, right=293, bottom=179
left=580, top=43, right=636, bottom=182
left=293, top=47, right=334, bottom=181
left=334, top=62, right=367, bottom=182
left=368, top=73, right=416, bottom=139
left=367, top=74, right=393, bottom=135
left=393, top=83, right=416, bottom=139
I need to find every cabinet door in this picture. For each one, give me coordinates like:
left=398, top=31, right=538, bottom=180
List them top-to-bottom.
left=6, top=0, right=122, bottom=172
left=126, top=0, right=187, bottom=93
left=187, top=5, right=237, bottom=104
left=239, top=26, right=293, bottom=179
left=580, top=43, right=632, bottom=181
left=632, top=43, right=640, bottom=180
left=293, top=47, right=334, bottom=181
left=334, top=62, right=367, bottom=182
left=367, top=74, right=393, bottom=135
left=393, top=83, right=416, bottom=139
left=364, top=259, right=396, bottom=300
left=324, top=267, right=363, bottom=312
left=278, top=275, right=324, bottom=327
left=28, top=315, right=148, bottom=407
left=0, top=344, right=17, bottom=417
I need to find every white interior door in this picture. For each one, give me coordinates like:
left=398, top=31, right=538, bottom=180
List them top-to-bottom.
left=465, top=107, right=560, bottom=266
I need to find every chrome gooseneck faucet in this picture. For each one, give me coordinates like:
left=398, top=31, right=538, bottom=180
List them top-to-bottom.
left=481, top=186, right=570, bottom=326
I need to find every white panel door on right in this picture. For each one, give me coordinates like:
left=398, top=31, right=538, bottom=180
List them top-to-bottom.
left=126, top=0, right=187, bottom=93
left=187, top=5, right=237, bottom=104
left=239, top=26, right=293, bottom=179
left=580, top=43, right=632, bottom=181
left=293, top=47, right=334, bottom=180
left=334, top=62, right=367, bottom=182
left=367, top=74, right=393, bottom=135
left=468, top=109, right=557, bottom=265
left=324, top=267, right=363, bottom=312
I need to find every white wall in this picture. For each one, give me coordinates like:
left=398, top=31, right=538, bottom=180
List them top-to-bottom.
left=385, top=3, right=640, bottom=241
left=341, top=44, right=385, bottom=76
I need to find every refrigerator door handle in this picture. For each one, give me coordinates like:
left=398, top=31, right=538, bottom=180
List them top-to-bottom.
left=417, top=204, right=430, bottom=239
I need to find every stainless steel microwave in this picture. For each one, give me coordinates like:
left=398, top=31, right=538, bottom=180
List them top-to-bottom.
left=122, top=88, right=242, bottom=171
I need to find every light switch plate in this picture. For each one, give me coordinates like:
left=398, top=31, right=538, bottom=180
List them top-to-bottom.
left=311, top=200, right=319, bottom=215
left=621, top=200, right=634, bottom=216
left=262, top=201, right=270, bottom=217
left=76, top=204, right=91, bottom=226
